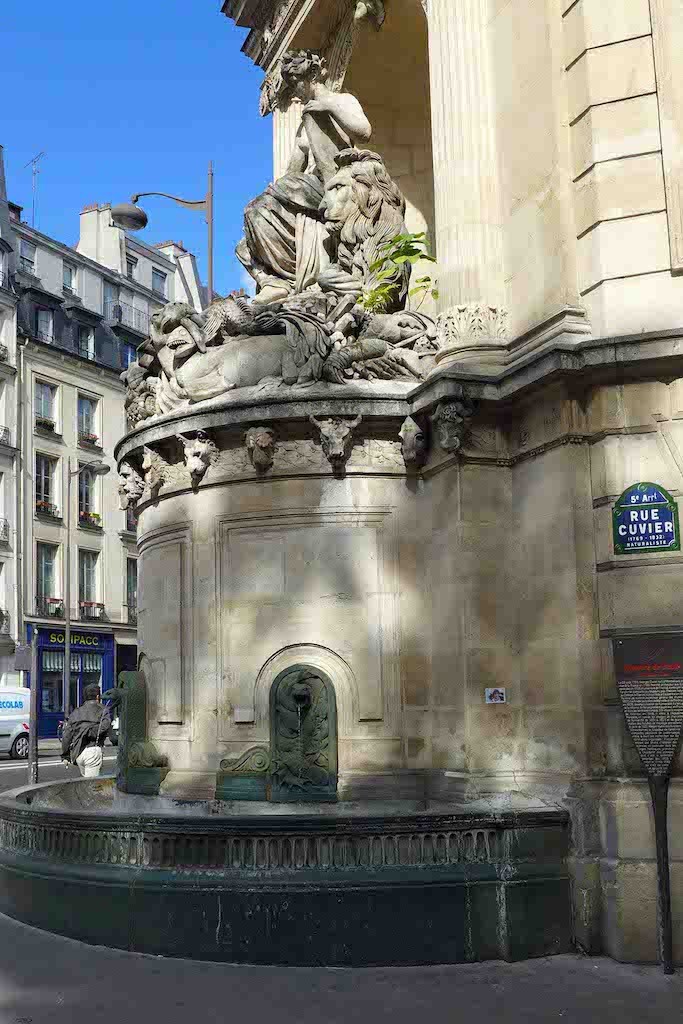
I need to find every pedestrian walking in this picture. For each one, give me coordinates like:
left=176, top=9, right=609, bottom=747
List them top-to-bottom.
left=60, top=684, right=114, bottom=777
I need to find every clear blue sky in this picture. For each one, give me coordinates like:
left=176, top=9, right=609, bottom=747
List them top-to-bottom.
left=2, top=0, right=272, bottom=296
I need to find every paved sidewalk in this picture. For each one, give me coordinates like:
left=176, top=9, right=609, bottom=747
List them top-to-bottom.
left=0, top=914, right=680, bottom=1024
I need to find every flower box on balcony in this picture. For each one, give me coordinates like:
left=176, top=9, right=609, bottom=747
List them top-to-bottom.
left=35, top=416, right=55, bottom=432
left=78, top=432, right=101, bottom=448
left=36, top=500, right=60, bottom=519
left=79, top=511, right=102, bottom=529
left=45, top=598, right=64, bottom=617
left=80, top=602, right=104, bottom=620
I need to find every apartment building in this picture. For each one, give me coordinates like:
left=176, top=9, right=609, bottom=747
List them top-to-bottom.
left=0, top=146, right=203, bottom=736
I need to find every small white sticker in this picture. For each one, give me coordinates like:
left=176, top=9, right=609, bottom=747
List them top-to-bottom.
left=485, top=688, right=506, bottom=704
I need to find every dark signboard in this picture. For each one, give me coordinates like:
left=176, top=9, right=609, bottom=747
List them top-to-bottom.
left=613, top=482, right=680, bottom=555
left=613, top=634, right=683, bottom=973
left=614, top=636, right=683, bottom=775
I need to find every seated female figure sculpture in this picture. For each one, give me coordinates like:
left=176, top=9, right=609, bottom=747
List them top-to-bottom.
left=237, top=50, right=372, bottom=306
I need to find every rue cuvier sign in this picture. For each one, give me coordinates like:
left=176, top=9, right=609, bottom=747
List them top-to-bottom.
left=612, top=482, right=680, bottom=555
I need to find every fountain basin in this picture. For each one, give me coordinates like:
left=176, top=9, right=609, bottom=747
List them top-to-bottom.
left=0, top=778, right=571, bottom=965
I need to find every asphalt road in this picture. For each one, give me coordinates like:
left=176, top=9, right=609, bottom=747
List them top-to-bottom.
left=0, top=750, right=117, bottom=792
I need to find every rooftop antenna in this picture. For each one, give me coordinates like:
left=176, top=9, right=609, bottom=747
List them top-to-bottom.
left=23, top=151, right=46, bottom=227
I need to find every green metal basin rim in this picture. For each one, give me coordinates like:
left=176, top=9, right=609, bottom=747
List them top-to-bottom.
left=0, top=803, right=569, bottom=838
left=0, top=850, right=569, bottom=889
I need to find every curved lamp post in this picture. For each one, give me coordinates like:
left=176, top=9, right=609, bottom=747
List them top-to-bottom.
left=111, top=161, right=214, bottom=305
left=62, top=459, right=111, bottom=720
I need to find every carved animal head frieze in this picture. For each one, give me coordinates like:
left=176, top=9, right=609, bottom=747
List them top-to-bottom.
left=432, top=395, right=478, bottom=454
left=309, top=413, right=362, bottom=473
left=399, top=416, right=429, bottom=471
left=246, top=425, right=277, bottom=473
left=177, top=431, right=219, bottom=491
left=141, top=446, right=165, bottom=498
left=118, top=461, right=145, bottom=511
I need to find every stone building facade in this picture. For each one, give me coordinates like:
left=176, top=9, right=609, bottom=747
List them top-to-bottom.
left=211, top=1, right=683, bottom=963
left=0, top=146, right=203, bottom=731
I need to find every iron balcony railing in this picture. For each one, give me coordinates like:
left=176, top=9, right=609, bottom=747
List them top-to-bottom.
left=19, top=257, right=35, bottom=275
left=0, top=270, right=12, bottom=292
left=104, top=299, right=150, bottom=336
left=35, top=330, right=54, bottom=344
left=0, top=426, right=10, bottom=446
left=0, top=518, right=9, bottom=543
left=36, top=595, right=64, bottom=617
left=80, top=601, right=105, bottom=621
left=126, top=601, right=137, bottom=625
left=0, top=609, right=9, bottom=634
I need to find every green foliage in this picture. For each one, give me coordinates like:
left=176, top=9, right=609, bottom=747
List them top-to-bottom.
left=359, top=232, right=438, bottom=313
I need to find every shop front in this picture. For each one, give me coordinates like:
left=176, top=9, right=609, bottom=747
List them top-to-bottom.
left=27, top=626, right=115, bottom=739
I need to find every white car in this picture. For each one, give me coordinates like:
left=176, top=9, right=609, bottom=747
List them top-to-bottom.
left=0, top=688, right=31, bottom=759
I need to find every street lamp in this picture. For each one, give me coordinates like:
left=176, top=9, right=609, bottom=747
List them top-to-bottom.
left=111, top=161, right=214, bottom=305
left=62, top=459, right=111, bottom=721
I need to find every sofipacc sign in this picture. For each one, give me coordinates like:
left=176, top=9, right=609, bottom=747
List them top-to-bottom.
left=613, top=482, right=680, bottom=555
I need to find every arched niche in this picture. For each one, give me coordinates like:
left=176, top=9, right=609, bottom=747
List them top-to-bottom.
left=253, top=644, right=359, bottom=738
left=269, top=665, right=337, bottom=802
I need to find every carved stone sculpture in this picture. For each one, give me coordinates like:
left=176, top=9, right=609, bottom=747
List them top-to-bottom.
left=239, top=50, right=372, bottom=305
left=318, top=148, right=410, bottom=311
left=432, top=395, right=478, bottom=454
left=309, top=413, right=362, bottom=472
left=399, top=416, right=429, bottom=470
left=246, top=425, right=276, bottom=472
left=178, top=431, right=218, bottom=490
left=141, top=446, right=164, bottom=498
left=118, top=461, right=144, bottom=511
left=270, top=666, right=337, bottom=802
left=103, top=671, right=169, bottom=795
left=215, top=745, right=271, bottom=802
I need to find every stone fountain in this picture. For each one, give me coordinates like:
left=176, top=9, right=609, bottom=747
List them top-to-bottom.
left=0, top=51, right=570, bottom=965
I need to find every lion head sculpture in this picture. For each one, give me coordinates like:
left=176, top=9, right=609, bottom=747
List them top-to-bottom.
left=319, top=149, right=410, bottom=313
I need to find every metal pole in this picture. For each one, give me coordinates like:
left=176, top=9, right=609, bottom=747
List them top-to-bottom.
left=207, top=160, right=214, bottom=306
left=62, top=459, right=72, bottom=720
left=27, top=630, right=39, bottom=785
left=649, top=774, right=675, bottom=974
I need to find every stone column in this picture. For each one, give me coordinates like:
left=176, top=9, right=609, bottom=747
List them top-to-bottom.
left=424, top=0, right=508, bottom=369
left=272, top=102, right=302, bottom=180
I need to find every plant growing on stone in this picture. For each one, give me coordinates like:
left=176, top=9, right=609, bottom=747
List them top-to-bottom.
left=360, top=232, right=438, bottom=313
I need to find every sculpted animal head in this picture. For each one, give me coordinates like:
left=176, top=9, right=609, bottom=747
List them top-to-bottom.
left=320, top=150, right=409, bottom=311
left=149, top=301, right=207, bottom=362
left=363, top=311, right=438, bottom=351
left=309, top=414, right=362, bottom=469
left=399, top=416, right=428, bottom=471
left=246, top=426, right=276, bottom=472
left=178, top=431, right=217, bottom=490
left=118, top=461, right=144, bottom=510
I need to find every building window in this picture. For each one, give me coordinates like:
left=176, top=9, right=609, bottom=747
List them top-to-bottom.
left=19, top=239, right=36, bottom=274
left=126, top=258, right=137, bottom=281
left=63, top=263, right=77, bottom=293
left=152, top=269, right=166, bottom=298
left=103, top=280, right=118, bottom=319
left=36, top=308, right=53, bottom=342
left=77, top=324, right=95, bottom=360
left=122, top=342, right=137, bottom=368
left=34, top=380, right=57, bottom=431
left=77, top=395, right=99, bottom=445
left=35, top=453, right=59, bottom=517
left=78, top=464, right=101, bottom=529
left=125, top=506, right=137, bottom=533
left=36, top=542, right=61, bottom=617
left=79, top=550, right=102, bottom=619
left=126, top=558, right=137, bottom=624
